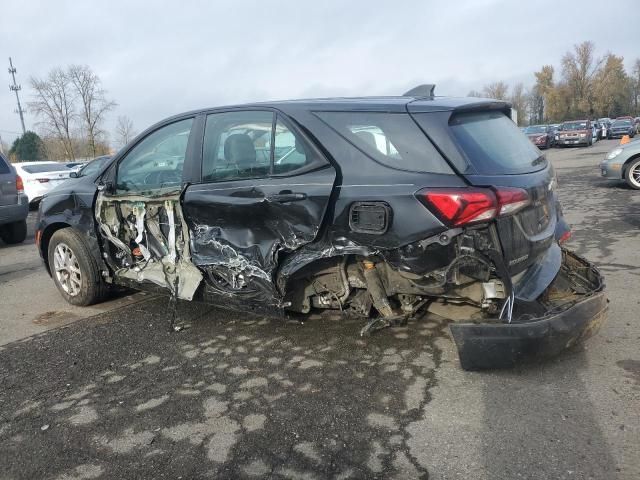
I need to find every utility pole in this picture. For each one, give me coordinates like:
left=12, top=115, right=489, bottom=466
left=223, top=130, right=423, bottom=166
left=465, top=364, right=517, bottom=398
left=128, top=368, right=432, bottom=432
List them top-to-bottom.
left=8, top=57, right=26, bottom=135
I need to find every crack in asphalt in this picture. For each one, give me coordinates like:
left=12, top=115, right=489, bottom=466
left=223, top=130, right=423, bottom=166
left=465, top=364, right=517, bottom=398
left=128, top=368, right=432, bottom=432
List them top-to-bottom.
left=0, top=298, right=448, bottom=479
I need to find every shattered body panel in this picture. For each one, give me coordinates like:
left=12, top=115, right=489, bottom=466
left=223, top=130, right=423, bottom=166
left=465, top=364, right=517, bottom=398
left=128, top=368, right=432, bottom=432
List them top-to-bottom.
left=181, top=168, right=336, bottom=309
left=36, top=176, right=106, bottom=278
left=95, top=190, right=203, bottom=301
left=450, top=250, right=607, bottom=369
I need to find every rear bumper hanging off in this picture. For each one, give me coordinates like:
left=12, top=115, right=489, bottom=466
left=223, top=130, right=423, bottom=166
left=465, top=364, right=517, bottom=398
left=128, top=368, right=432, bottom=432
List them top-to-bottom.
left=449, top=250, right=607, bottom=370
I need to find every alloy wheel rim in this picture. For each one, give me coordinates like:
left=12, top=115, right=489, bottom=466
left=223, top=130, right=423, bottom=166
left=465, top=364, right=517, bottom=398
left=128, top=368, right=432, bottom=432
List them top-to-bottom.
left=631, top=163, right=640, bottom=188
left=53, top=243, right=82, bottom=296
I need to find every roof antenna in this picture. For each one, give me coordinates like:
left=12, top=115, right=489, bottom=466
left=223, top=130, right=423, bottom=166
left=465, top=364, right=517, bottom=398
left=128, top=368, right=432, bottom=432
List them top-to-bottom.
left=403, top=84, right=435, bottom=98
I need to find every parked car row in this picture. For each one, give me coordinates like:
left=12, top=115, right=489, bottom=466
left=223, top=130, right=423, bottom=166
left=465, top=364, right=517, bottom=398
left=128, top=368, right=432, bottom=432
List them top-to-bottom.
left=523, top=115, right=638, bottom=150
left=0, top=156, right=111, bottom=245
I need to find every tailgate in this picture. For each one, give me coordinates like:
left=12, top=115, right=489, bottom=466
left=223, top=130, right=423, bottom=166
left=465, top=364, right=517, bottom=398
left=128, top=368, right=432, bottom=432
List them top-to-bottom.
left=409, top=108, right=558, bottom=276
left=464, top=169, right=557, bottom=275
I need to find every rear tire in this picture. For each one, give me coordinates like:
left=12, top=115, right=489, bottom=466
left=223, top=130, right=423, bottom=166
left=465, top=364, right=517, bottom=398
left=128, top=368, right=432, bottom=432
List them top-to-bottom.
left=624, top=159, right=640, bottom=190
left=0, top=220, right=27, bottom=244
left=48, top=228, right=109, bottom=306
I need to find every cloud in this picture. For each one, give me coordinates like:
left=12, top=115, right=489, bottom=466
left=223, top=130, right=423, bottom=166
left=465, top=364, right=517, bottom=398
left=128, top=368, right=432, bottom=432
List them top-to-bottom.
left=0, top=0, right=637, bottom=146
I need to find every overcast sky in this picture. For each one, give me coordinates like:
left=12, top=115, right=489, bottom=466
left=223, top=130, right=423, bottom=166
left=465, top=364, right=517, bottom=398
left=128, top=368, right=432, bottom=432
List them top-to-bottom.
left=1, top=0, right=637, bottom=145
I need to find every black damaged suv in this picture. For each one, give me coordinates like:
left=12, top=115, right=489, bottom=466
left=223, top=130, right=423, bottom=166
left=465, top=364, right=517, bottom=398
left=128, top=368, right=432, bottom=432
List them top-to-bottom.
left=36, top=86, right=607, bottom=369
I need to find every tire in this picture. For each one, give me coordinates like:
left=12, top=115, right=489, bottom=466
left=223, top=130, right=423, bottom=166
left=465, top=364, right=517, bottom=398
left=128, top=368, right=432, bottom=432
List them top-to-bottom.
left=624, top=158, right=640, bottom=190
left=0, top=220, right=27, bottom=244
left=47, top=228, right=109, bottom=306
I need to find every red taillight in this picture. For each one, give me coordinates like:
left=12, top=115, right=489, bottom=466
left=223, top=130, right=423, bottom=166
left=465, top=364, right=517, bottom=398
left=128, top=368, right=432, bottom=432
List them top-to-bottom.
left=16, top=175, right=24, bottom=193
left=36, top=178, right=50, bottom=183
left=418, top=186, right=530, bottom=227
left=494, top=187, right=530, bottom=216
left=419, top=188, right=497, bottom=226
left=559, top=230, right=572, bottom=244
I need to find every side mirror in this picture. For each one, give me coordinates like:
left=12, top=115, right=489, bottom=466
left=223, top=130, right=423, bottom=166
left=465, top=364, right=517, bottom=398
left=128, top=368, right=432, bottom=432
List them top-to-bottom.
left=69, top=171, right=78, bottom=178
left=97, top=181, right=114, bottom=193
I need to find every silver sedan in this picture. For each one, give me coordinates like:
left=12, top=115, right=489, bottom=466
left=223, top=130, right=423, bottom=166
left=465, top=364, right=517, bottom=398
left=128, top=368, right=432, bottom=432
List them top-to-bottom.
left=600, top=139, right=640, bottom=189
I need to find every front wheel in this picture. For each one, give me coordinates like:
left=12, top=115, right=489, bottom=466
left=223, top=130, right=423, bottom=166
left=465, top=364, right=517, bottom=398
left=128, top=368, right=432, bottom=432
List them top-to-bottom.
left=624, top=158, right=640, bottom=190
left=0, top=220, right=27, bottom=244
left=48, top=228, right=109, bottom=305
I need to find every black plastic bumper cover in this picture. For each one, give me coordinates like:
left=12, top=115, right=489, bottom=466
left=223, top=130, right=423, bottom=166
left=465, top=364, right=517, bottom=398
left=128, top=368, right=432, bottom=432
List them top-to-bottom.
left=449, top=251, right=607, bottom=370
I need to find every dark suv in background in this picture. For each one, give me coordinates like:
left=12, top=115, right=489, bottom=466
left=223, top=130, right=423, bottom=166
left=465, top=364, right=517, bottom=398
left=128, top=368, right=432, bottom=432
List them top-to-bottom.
left=35, top=86, right=607, bottom=369
left=608, top=118, right=636, bottom=139
left=556, top=120, right=593, bottom=146
left=0, top=153, right=28, bottom=244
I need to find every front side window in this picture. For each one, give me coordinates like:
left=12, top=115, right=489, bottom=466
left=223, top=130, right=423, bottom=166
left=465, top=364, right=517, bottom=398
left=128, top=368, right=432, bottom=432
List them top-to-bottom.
left=315, top=111, right=451, bottom=174
left=116, top=118, right=193, bottom=192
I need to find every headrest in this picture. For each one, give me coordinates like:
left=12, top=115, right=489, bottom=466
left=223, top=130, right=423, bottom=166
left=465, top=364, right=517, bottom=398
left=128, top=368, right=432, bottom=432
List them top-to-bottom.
left=224, top=134, right=256, bottom=166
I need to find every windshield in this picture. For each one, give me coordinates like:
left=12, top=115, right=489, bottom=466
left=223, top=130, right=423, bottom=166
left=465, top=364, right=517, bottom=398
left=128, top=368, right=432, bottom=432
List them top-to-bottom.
left=448, top=111, right=545, bottom=175
left=612, top=120, right=631, bottom=126
left=561, top=122, right=588, bottom=131
left=524, top=126, right=547, bottom=134
left=78, top=156, right=111, bottom=177
left=20, top=164, right=70, bottom=174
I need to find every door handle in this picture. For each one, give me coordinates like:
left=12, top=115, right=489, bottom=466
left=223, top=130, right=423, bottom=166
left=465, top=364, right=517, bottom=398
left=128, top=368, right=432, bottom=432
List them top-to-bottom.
left=266, top=191, right=307, bottom=203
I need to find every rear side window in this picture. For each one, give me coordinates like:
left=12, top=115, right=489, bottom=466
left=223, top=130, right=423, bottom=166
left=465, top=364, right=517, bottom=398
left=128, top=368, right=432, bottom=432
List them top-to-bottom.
left=202, top=111, right=327, bottom=182
left=449, top=111, right=545, bottom=175
left=315, top=112, right=452, bottom=174
left=0, top=155, right=9, bottom=174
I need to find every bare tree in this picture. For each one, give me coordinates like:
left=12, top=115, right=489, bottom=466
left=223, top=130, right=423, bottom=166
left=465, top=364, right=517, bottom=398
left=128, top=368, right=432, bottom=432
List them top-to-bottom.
left=561, top=41, right=604, bottom=117
left=593, top=54, right=630, bottom=118
left=631, top=58, right=640, bottom=116
left=68, top=65, right=116, bottom=158
left=29, top=68, right=77, bottom=160
left=482, top=81, right=509, bottom=100
left=509, top=83, right=528, bottom=126
left=115, top=115, right=137, bottom=148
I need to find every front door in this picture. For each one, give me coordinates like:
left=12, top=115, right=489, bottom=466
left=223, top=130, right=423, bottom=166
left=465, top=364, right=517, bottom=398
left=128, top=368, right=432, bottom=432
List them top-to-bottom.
left=181, top=110, right=336, bottom=307
left=95, top=117, right=204, bottom=300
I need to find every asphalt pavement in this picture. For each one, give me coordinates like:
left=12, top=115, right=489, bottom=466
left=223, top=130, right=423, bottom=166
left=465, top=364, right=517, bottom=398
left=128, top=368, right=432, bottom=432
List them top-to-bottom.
left=0, top=139, right=638, bottom=479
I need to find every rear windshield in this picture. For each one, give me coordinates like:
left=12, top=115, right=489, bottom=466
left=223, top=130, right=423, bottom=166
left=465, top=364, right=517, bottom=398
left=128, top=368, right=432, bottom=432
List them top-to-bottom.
left=449, top=111, right=545, bottom=175
left=315, top=112, right=452, bottom=174
left=524, top=125, right=547, bottom=134
left=20, top=163, right=70, bottom=174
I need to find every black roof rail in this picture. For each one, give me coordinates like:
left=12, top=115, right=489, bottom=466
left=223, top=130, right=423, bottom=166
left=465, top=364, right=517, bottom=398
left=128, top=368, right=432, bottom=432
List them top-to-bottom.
left=403, top=84, right=435, bottom=98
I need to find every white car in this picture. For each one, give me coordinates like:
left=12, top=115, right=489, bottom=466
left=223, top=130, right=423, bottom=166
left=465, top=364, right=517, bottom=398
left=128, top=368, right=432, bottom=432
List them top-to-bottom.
left=12, top=161, right=72, bottom=206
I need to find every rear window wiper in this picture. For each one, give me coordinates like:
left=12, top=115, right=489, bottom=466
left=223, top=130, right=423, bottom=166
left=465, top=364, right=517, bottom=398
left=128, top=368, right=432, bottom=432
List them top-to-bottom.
left=531, top=155, right=546, bottom=167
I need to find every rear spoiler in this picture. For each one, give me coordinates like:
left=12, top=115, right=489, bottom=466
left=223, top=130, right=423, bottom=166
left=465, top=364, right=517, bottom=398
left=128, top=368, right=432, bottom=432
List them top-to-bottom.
left=403, top=84, right=436, bottom=98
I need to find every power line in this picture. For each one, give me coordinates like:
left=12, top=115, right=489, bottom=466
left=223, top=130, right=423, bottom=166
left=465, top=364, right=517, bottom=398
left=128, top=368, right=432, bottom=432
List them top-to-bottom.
left=8, top=57, right=26, bottom=135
